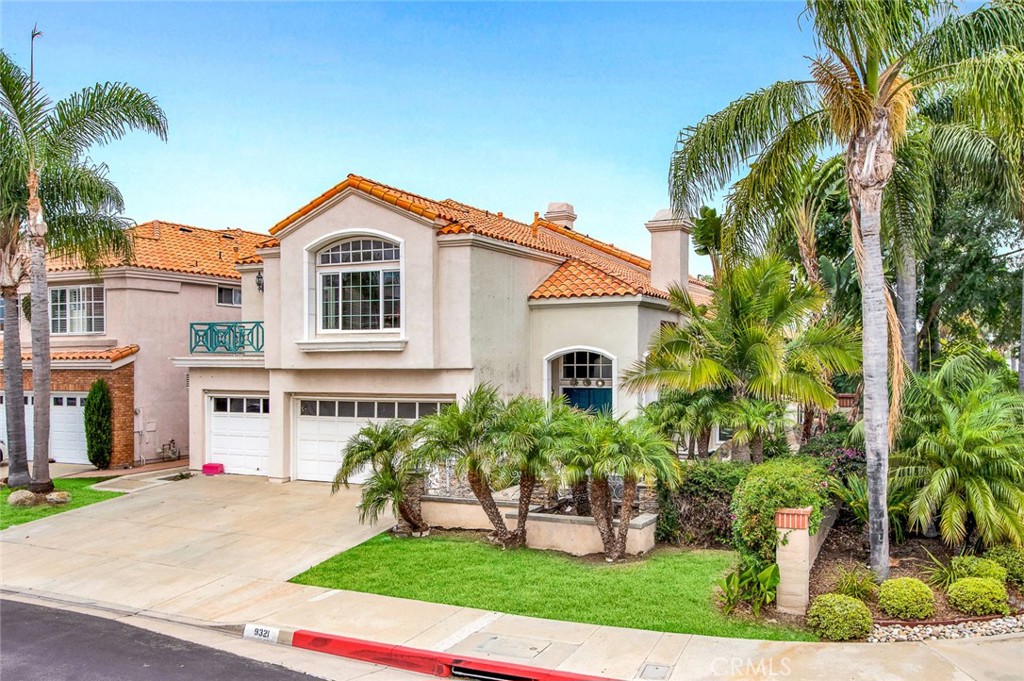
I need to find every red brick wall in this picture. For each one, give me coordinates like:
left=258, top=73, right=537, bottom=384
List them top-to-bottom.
left=0, top=363, right=136, bottom=468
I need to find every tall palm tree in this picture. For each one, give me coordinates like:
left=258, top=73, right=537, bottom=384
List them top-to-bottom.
left=668, top=0, right=1024, bottom=577
left=0, top=48, right=166, bottom=492
left=414, top=385, right=514, bottom=545
left=642, top=388, right=731, bottom=459
left=726, top=399, right=787, bottom=464
left=334, top=420, right=430, bottom=536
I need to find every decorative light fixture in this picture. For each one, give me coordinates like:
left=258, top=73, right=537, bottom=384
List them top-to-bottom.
left=255, top=271, right=264, bottom=292
left=569, top=378, right=578, bottom=386
left=582, top=378, right=592, bottom=387
left=596, top=379, right=605, bottom=387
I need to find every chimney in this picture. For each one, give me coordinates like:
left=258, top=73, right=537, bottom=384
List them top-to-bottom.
left=544, top=202, right=577, bottom=229
left=645, top=208, right=691, bottom=292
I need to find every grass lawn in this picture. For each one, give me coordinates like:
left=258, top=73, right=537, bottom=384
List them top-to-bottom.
left=0, top=477, right=122, bottom=530
left=291, top=533, right=815, bottom=641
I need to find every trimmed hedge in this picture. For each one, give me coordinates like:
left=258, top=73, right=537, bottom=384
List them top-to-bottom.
left=84, top=379, right=113, bottom=470
left=731, top=457, right=830, bottom=564
left=986, top=545, right=1024, bottom=587
left=954, top=556, right=1008, bottom=583
left=877, top=577, right=935, bottom=620
left=947, top=577, right=1010, bottom=616
left=806, top=593, right=873, bottom=641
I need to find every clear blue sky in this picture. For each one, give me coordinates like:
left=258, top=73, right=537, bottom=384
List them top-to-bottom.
left=0, top=1, right=817, bottom=277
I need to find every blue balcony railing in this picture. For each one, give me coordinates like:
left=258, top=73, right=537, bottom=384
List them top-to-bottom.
left=190, top=321, right=264, bottom=353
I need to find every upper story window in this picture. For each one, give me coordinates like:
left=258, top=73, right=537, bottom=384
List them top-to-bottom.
left=317, top=237, right=401, bottom=332
left=50, top=285, right=105, bottom=334
left=217, top=286, right=242, bottom=306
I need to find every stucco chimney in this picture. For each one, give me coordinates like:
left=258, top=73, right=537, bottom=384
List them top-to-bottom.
left=544, top=202, right=577, bottom=229
left=645, top=208, right=691, bottom=292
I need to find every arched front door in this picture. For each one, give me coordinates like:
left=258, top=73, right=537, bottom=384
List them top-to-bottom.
left=550, top=350, right=614, bottom=414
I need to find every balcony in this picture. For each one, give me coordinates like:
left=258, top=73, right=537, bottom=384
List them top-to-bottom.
left=190, top=321, right=264, bottom=354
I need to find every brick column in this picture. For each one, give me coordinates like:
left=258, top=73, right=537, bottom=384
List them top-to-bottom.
left=775, top=506, right=812, bottom=615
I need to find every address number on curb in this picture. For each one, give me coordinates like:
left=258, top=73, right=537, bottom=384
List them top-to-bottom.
left=244, top=624, right=280, bottom=643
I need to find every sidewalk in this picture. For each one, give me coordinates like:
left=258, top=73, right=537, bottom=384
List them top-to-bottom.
left=1, top=476, right=1019, bottom=680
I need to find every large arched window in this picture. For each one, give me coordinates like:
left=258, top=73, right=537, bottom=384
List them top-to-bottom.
left=316, top=237, right=401, bottom=331
left=549, top=350, right=614, bottom=413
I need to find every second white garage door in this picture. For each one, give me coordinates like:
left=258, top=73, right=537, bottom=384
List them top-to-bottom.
left=0, top=392, right=89, bottom=464
left=208, top=396, right=270, bottom=475
left=294, top=397, right=451, bottom=483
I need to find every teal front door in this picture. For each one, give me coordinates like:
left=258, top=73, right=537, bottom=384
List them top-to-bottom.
left=562, top=387, right=613, bottom=414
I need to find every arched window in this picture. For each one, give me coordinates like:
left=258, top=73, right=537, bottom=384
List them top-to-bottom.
left=316, top=237, right=401, bottom=331
left=550, top=350, right=614, bottom=413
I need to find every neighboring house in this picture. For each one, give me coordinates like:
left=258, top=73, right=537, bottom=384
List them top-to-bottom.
left=176, top=173, right=712, bottom=482
left=0, top=221, right=267, bottom=467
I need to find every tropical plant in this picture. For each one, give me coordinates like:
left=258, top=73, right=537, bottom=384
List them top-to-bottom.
left=668, top=0, right=1024, bottom=579
left=0, top=47, right=167, bottom=492
left=893, top=353, right=1024, bottom=549
left=83, top=379, right=112, bottom=469
left=415, top=385, right=514, bottom=545
left=642, top=389, right=731, bottom=459
left=492, top=395, right=577, bottom=547
left=725, top=399, right=787, bottom=464
left=333, top=420, right=429, bottom=535
left=829, top=474, right=913, bottom=543
left=923, top=549, right=969, bottom=589
left=716, top=562, right=781, bottom=619
left=832, top=564, right=878, bottom=601
left=877, top=577, right=936, bottom=620
left=947, top=577, right=1010, bottom=615
left=806, top=593, right=873, bottom=640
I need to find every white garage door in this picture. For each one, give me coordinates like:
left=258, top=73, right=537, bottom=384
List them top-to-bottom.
left=0, top=392, right=89, bottom=464
left=208, top=396, right=270, bottom=475
left=295, top=397, right=451, bottom=483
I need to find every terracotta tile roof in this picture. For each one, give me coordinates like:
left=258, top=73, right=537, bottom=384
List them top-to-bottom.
left=270, top=173, right=715, bottom=302
left=47, top=221, right=268, bottom=280
left=235, top=237, right=282, bottom=265
left=4, top=344, right=141, bottom=363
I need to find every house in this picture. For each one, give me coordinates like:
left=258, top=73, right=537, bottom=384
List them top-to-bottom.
left=175, top=174, right=712, bottom=482
left=0, top=221, right=268, bottom=468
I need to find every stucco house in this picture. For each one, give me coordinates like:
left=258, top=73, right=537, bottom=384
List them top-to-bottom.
left=176, top=173, right=712, bottom=482
left=0, top=221, right=267, bottom=468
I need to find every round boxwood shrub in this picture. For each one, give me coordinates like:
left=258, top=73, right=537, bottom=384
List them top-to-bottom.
left=731, top=456, right=830, bottom=564
left=986, top=545, right=1024, bottom=587
left=953, top=556, right=1008, bottom=583
left=877, top=577, right=936, bottom=620
left=947, top=577, right=1010, bottom=616
left=806, top=593, right=873, bottom=641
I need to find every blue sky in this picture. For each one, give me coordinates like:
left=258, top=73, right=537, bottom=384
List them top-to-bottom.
left=0, top=2, right=817, bottom=276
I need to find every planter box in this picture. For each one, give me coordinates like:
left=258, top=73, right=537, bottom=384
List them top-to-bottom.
left=421, top=495, right=520, bottom=530
left=775, top=505, right=838, bottom=615
left=505, top=511, right=658, bottom=557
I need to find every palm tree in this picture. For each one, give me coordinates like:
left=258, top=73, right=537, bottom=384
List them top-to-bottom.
left=668, top=1, right=1024, bottom=577
left=0, top=48, right=166, bottom=492
left=893, top=352, right=1024, bottom=548
left=415, top=385, right=514, bottom=546
left=642, top=389, right=731, bottom=459
left=493, top=396, right=578, bottom=547
left=726, top=399, right=786, bottom=464
left=333, top=420, right=429, bottom=536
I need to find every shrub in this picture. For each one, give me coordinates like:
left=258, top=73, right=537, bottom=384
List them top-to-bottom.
left=84, top=379, right=113, bottom=470
left=799, top=429, right=849, bottom=459
left=731, top=457, right=830, bottom=564
left=670, top=460, right=750, bottom=547
left=829, top=474, right=913, bottom=543
left=655, top=477, right=681, bottom=543
left=986, top=545, right=1024, bottom=587
left=924, top=550, right=968, bottom=589
left=955, top=556, right=1008, bottom=583
left=716, top=562, right=781, bottom=619
left=832, top=564, right=877, bottom=601
left=947, top=577, right=1010, bottom=616
left=877, top=578, right=936, bottom=620
left=806, top=593, right=873, bottom=641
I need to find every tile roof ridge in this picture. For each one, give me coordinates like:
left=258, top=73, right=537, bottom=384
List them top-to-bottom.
left=347, top=174, right=451, bottom=209
left=532, top=217, right=651, bottom=270
left=134, top=220, right=268, bottom=240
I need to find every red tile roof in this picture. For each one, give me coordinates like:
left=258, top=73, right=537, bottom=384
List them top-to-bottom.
left=265, top=173, right=714, bottom=302
left=47, top=221, right=268, bottom=280
left=4, top=345, right=141, bottom=363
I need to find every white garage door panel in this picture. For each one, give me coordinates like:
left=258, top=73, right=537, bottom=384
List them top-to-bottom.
left=1, top=392, right=88, bottom=464
left=209, top=396, right=270, bottom=476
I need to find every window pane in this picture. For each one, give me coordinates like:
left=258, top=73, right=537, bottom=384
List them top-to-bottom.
left=341, top=271, right=380, bottom=330
left=382, top=271, right=401, bottom=329
left=321, top=274, right=340, bottom=330
left=54, top=397, right=63, bottom=406
left=67, top=397, right=77, bottom=407
left=213, top=397, right=228, bottom=412
left=229, top=398, right=245, bottom=413
left=245, top=398, right=262, bottom=413
left=262, top=399, right=270, bottom=414
left=299, top=400, right=317, bottom=416
left=318, top=400, right=336, bottom=417
left=338, top=401, right=355, bottom=417
left=356, top=401, right=375, bottom=418
left=377, top=401, right=396, bottom=418
left=397, top=402, right=416, bottom=419
left=418, top=402, right=438, bottom=417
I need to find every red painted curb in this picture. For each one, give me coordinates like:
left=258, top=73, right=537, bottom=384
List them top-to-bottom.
left=291, top=629, right=618, bottom=681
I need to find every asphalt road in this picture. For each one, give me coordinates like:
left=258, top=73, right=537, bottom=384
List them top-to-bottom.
left=0, top=599, right=324, bottom=681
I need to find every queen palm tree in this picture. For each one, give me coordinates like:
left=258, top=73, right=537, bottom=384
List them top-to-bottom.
left=668, top=0, right=1024, bottom=577
left=0, top=48, right=166, bottom=492
left=334, top=420, right=429, bottom=536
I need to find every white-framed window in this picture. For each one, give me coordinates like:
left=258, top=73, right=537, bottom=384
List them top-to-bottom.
left=316, top=237, right=401, bottom=332
left=50, top=285, right=105, bottom=334
left=217, top=286, right=242, bottom=306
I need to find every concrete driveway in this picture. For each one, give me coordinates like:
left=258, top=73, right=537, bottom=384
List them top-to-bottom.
left=0, top=475, right=383, bottom=615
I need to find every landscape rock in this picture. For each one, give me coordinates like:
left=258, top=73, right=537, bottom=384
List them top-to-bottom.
left=7, top=489, right=37, bottom=507
left=45, top=491, right=71, bottom=505
left=869, top=615, right=1024, bottom=642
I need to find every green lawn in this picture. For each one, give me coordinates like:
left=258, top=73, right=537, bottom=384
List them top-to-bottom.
left=0, top=477, right=122, bottom=530
left=291, top=533, right=815, bottom=641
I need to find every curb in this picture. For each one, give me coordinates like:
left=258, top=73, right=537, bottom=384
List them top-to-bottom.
left=243, top=623, right=617, bottom=680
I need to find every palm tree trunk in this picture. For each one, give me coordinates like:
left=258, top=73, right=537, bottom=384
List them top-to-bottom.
left=27, top=175, right=53, bottom=493
left=897, top=249, right=918, bottom=373
left=2, top=287, right=30, bottom=488
left=801, top=405, right=815, bottom=444
left=697, top=427, right=711, bottom=459
left=686, top=434, right=695, bottom=460
left=750, top=435, right=764, bottom=464
left=467, top=467, right=510, bottom=544
left=510, top=472, right=536, bottom=547
left=588, top=476, right=616, bottom=559
left=400, top=477, right=429, bottom=535
left=571, top=478, right=591, bottom=516
left=612, top=478, right=638, bottom=560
